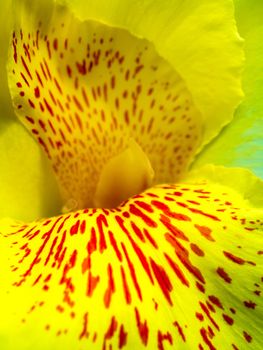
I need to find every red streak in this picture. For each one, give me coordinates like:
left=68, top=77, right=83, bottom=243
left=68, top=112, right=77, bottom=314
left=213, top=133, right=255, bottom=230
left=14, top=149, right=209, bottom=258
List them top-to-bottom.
left=152, top=200, right=191, bottom=222
left=129, top=204, right=157, bottom=228
left=97, top=214, right=108, bottom=253
left=108, top=230, right=122, bottom=262
left=121, top=243, right=142, bottom=301
left=223, top=251, right=245, bottom=265
left=164, top=253, right=189, bottom=287
left=150, top=258, right=173, bottom=305
left=104, top=263, right=115, bottom=308
left=120, top=266, right=131, bottom=304
left=217, top=267, right=232, bottom=283
left=135, top=308, right=149, bottom=345
left=174, top=321, right=186, bottom=342
left=119, top=324, right=128, bottom=349
left=158, top=331, right=173, bottom=350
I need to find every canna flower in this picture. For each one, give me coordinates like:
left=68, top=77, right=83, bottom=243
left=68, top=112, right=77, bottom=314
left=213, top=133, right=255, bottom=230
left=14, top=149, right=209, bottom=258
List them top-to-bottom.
left=0, top=0, right=262, bottom=349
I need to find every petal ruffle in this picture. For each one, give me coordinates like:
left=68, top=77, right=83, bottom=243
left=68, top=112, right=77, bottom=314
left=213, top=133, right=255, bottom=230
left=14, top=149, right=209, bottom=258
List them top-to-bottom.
left=64, top=0, right=244, bottom=148
left=194, top=0, right=263, bottom=177
left=0, top=165, right=262, bottom=349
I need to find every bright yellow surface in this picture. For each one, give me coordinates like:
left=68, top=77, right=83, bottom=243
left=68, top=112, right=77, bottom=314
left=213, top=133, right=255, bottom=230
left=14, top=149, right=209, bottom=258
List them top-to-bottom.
left=0, top=165, right=262, bottom=349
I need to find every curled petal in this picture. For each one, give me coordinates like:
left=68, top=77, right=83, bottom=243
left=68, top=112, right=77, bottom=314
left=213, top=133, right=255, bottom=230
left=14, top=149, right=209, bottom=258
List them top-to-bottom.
left=195, top=0, right=263, bottom=177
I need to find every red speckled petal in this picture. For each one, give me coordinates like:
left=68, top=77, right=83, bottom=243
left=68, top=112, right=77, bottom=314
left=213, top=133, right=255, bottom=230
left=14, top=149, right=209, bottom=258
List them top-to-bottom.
left=8, top=0, right=201, bottom=208
left=0, top=166, right=262, bottom=350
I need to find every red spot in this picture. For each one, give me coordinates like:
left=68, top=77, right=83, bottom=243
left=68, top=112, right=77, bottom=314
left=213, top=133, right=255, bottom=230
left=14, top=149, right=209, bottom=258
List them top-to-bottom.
left=53, top=38, right=58, bottom=50
left=134, top=64, right=144, bottom=77
left=66, top=65, right=72, bottom=78
left=111, top=75, right=116, bottom=89
left=34, top=87, right=40, bottom=98
left=124, top=110, right=129, bottom=124
left=26, top=116, right=35, bottom=124
left=173, top=192, right=183, bottom=196
left=134, top=200, right=154, bottom=213
left=70, top=220, right=80, bottom=235
left=80, top=220, right=86, bottom=234
left=194, top=224, right=215, bottom=241
left=190, top=243, right=205, bottom=256
left=223, top=251, right=245, bottom=265
left=217, top=267, right=232, bottom=283
left=86, top=271, right=100, bottom=297
left=208, top=295, right=223, bottom=309
left=244, top=300, right=256, bottom=309
left=135, top=308, right=149, bottom=345
left=196, top=312, right=204, bottom=321
left=79, top=313, right=89, bottom=339
left=223, top=314, right=234, bottom=325
left=104, top=316, right=118, bottom=340
left=119, top=324, right=128, bottom=349
left=157, top=331, right=173, bottom=350
left=243, top=331, right=252, bottom=343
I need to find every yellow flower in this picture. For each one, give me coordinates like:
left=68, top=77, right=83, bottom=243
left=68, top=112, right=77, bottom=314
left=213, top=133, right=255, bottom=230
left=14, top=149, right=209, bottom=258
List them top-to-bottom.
left=0, top=0, right=262, bottom=349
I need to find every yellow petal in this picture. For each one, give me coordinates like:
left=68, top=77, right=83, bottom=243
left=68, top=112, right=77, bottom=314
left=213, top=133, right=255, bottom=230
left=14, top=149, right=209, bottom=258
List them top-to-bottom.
left=0, top=0, right=62, bottom=221
left=8, top=0, right=202, bottom=210
left=65, top=0, right=244, bottom=148
left=193, top=0, right=263, bottom=178
left=0, top=166, right=262, bottom=349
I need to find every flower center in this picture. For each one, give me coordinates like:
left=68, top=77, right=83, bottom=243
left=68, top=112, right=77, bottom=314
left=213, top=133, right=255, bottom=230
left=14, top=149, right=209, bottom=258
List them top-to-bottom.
left=9, top=3, right=202, bottom=211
